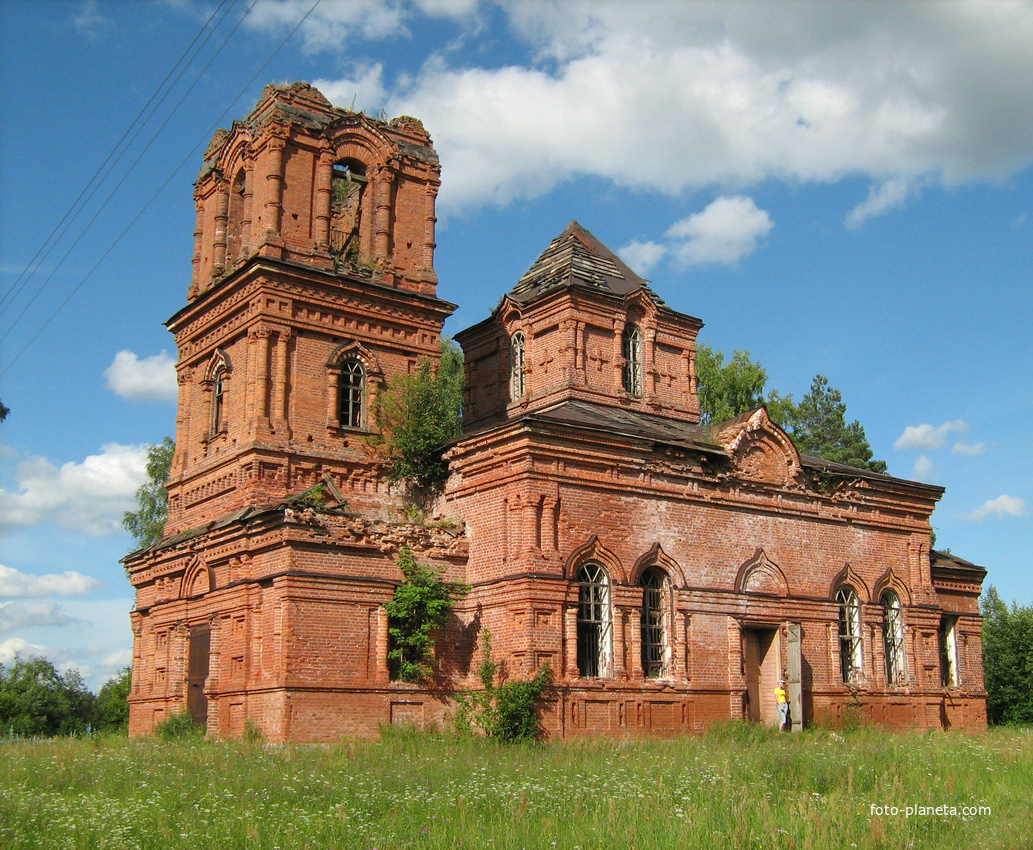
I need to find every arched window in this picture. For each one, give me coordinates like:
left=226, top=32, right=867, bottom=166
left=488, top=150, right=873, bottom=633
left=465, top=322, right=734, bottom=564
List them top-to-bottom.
left=330, top=159, right=367, bottom=258
left=228, top=167, right=246, bottom=263
left=622, top=324, right=643, bottom=397
left=509, top=331, right=525, bottom=401
left=338, top=357, right=365, bottom=428
left=211, top=365, right=227, bottom=436
left=577, top=562, right=611, bottom=678
left=641, top=567, right=670, bottom=678
left=836, top=585, right=864, bottom=684
left=881, top=591, right=907, bottom=684
left=940, top=615, right=959, bottom=687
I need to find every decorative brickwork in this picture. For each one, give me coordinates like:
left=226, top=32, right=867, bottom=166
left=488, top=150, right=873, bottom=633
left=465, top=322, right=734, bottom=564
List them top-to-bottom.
left=125, top=83, right=987, bottom=742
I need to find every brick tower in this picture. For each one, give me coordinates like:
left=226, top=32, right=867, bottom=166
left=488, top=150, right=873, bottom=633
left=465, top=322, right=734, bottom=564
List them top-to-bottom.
left=165, top=81, right=453, bottom=532
left=125, top=84, right=464, bottom=739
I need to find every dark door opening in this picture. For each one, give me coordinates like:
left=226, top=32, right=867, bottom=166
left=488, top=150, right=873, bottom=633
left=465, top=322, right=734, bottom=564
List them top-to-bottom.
left=187, top=624, right=210, bottom=729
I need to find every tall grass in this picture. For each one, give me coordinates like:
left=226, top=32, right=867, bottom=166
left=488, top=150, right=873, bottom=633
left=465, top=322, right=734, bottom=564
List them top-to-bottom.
left=1, top=725, right=1030, bottom=849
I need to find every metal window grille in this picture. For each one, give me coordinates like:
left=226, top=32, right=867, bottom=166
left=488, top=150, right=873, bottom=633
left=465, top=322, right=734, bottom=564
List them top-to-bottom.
left=622, top=325, right=643, bottom=397
left=510, top=332, right=525, bottom=401
left=338, top=359, right=365, bottom=428
left=577, top=562, right=610, bottom=678
left=641, top=568, right=669, bottom=678
left=836, top=586, right=864, bottom=684
left=882, top=591, right=907, bottom=684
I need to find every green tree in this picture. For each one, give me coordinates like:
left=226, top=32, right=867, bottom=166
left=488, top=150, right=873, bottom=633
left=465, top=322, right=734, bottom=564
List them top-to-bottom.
left=373, top=339, right=464, bottom=495
left=695, top=343, right=795, bottom=427
left=791, top=375, right=887, bottom=473
left=0, top=399, right=8, bottom=421
left=123, top=436, right=174, bottom=550
left=383, top=547, right=469, bottom=683
left=981, top=586, right=1033, bottom=725
left=0, top=657, right=95, bottom=737
left=93, top=667, right=132, bottom=733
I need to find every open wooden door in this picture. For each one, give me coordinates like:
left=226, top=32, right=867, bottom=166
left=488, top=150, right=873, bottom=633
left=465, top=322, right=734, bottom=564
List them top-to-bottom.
left=786, top=621, right=803, bottom=732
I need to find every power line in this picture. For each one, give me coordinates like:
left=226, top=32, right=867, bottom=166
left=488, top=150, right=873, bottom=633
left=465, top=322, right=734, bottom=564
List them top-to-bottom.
left=0, top=0, right=325, bottom=380
left=0, top=0, right=238, bottom=321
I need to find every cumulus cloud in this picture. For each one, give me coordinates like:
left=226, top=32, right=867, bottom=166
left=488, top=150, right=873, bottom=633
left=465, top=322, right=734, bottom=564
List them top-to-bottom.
left=287, top=1, right=1033, bottom=213
left=846, top=176, right=922, bottom=228
left=666, top=196, right=773, bottom=266
left=617, top=240, right=667, bottom=276
left=105, top=350, right=178, bottom=402
left=894, top=421, right=967, bottom=451
left=952, top=442, right=987, bottom=456
left=0, top=444, right=148, bottom=536
left=913, top=455, right=934, bottom=480
left=963, top=495, right=1027, bottom=522
left=0, top=565, right=103, bottom=598
left=0, top=601, right=79, bottom=635
left=0, top=637, right=47, bottom=665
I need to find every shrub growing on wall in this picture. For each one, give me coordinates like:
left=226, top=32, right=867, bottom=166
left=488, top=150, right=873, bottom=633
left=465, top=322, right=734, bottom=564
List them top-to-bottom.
left=383, top=547, right=469, bottom=683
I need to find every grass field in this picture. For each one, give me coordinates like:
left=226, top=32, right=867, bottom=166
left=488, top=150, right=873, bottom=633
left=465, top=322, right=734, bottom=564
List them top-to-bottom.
left=1, top=724, right=1031, bottom=849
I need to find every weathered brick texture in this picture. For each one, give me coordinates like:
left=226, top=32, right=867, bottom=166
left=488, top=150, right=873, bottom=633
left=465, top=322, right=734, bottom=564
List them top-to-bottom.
left=125, top=83, right=987, bottom=742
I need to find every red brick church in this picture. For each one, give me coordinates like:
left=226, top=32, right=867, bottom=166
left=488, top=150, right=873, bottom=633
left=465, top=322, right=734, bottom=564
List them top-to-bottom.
left=124, top=83, right=987, bottom=741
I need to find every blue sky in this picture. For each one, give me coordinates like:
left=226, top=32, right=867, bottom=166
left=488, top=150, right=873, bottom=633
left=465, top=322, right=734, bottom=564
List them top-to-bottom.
left=1, top=0, right=1030, bottom=691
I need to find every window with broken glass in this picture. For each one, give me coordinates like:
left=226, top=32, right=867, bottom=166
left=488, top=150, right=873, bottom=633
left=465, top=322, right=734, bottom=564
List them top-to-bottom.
left=622, top=324, right=643, bottom=397
left=510, top=331, right=525, bottom=401
left=338, top=357, right=365, bottom=429
left=577, top=562, right=611, bottom=678
left=641, top=567, right=670, bottom=678
left=836, top=585, right=864, bottom=685
left=881, top=590, right=907, bottom=685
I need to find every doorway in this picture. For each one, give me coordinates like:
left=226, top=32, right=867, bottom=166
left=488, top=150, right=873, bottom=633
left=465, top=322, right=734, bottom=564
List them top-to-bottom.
left=187, top=624, right=210, bottom=729
left=743, top=626, right=781, bottom=727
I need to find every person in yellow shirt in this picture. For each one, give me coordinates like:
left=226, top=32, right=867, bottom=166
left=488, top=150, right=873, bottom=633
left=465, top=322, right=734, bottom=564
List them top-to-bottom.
left=775, top=679, right=789, bottom=731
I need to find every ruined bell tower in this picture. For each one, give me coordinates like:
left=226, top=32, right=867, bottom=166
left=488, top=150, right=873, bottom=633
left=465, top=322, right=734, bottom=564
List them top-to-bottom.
left=164, top=82, right=455, bottom=532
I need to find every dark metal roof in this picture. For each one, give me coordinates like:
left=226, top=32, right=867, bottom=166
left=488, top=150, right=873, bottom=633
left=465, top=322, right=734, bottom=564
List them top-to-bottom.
left=508, top=221, right=664, bottom=306
left=523, top=399, right=720, bottom=454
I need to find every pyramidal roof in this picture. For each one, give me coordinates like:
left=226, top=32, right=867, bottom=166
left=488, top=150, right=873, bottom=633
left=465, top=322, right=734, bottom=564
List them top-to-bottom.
left=509, top=221, right=663, bottom=305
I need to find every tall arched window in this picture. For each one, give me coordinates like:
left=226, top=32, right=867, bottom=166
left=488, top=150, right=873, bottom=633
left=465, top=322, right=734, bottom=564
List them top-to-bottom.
left=330, top=159, right=367, bottom=258
left=227, top=167, right=246, bottom=263
left=622, top=324, right=643, bottom=397
left=510, top=331, right=525, bottom=401
left=338, top=357, right=365, bottom=428
left=211, top=365, right=227, bottom=436
left=577, top=562, right=611, bottom=678
left=641, top=567, right=670, bottom=678
left=836, top=585, right=864, bottom=684
left=882, top=590, right=907, bottom=684
left=940, top=615, right=959, bottom=687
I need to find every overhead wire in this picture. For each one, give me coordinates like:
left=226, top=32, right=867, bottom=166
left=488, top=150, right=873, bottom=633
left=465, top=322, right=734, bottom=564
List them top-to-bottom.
left=0, top=0, right=324, bottom=379
left=0, top=0, right=237, bottom=320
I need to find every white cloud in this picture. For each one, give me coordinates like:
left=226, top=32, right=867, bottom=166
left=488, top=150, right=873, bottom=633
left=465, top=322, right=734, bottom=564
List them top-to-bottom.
left=75, top=0, right=114, bottom=38
left=287, top=1, right=1033, bottom=213
left=313, top=64, right=389, bottom=116
left=846, top=176, right=922, bottom=228
left=666, top=196, right=773, bottom=266
left=617, top=240, right=667, bottom=276
left=105, top=350, right=178, bottom=402
left=894, top=421, right=967, bottom=451
left=952, top=442, right=987, bottom=456
left=0, top=444, right=148, bottom=536
left=913, top=455, right=934, bottom=480
left=963, top=495, right=1027, bottom=522
left=0, top=565, right=103, bottom=598
left=0, top=601, right=79, bottom=634
left=0, top=637, right=47, bottom=665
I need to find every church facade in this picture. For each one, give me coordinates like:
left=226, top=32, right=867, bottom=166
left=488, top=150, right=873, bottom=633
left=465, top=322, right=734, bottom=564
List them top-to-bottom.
left=124, top=83, right=987, bottom=741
